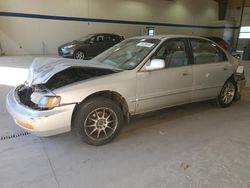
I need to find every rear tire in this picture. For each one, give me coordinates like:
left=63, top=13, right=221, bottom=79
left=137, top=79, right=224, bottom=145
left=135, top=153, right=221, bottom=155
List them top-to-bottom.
left=217, top=79, right=236, bottom=108
left=74, top=97, right=124, bottom=146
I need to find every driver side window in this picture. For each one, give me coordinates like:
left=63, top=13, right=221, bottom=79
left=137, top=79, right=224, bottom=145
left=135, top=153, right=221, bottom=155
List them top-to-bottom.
left=89, top=35, right=105, bottom=43
left=95, top=35, right=105, bottom=43
left=89, top=37, right=95, bottom=43
left=153, top=39, right=188, bottom=68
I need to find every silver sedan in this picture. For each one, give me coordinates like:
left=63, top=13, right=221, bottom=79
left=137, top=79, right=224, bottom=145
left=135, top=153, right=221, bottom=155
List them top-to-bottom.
left=6, top=35, right=246, bottom=145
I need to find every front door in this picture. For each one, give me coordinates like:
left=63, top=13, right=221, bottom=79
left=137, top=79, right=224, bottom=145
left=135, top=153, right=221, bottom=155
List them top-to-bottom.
left=87, top=34, right=107, bottom=57
left=103, top=34, right=117, bottom=49
left=136, top=39, right=193, bottom=114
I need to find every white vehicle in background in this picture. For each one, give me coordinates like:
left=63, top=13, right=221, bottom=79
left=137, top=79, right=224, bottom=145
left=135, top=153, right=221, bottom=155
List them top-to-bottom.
left=6, top=35, right=246, bottom=145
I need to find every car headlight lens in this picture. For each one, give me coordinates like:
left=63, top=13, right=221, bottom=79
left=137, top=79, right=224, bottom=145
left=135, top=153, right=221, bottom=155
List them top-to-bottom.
left=30, top=88, right=61, bottom=109
left=38, top=96, right=61, bottom=108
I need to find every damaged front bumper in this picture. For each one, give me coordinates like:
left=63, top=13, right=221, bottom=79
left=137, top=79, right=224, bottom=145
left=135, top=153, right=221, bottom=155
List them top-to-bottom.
left=234, top=69, right=247, bottom=98
left=237, top=79, right=246, bottom=93
left=6, top=87, right=75, bottom=137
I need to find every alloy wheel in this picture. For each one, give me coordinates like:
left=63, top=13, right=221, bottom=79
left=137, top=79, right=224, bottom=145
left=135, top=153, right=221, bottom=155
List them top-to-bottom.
left=75, top=51, right=85, bottom=59
left=221, top=82, right=235, bottom=104
left=84, top=107, right=118, bottom=141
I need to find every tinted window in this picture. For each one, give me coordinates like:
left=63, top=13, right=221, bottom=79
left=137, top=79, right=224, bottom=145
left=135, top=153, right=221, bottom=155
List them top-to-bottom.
left=77, top=34, right=95, bottom=42
left=95, top=35, right=105, bottom=43
left=105, top=35, right=117, bottom=42
left=105, top=35, right=112, bottom=42
left=106, top=35, right=120, bottom=42
left=89, top=36, right=95, bottom=43
left=207, top=37, right=222, bottom=43
left=153, top=39, right=188, bottom=67
left=191, top=39, right=227, bottom=64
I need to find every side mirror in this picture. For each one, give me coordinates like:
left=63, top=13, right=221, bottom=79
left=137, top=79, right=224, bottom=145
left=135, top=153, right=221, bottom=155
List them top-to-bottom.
left=145, top=59, right=165, bottom=71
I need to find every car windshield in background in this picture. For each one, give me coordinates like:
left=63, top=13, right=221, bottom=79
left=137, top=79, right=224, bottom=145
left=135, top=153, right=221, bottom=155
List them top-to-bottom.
left=77, top=34, right=95, bottom=42
left=94, top=38, right=160, bottom=70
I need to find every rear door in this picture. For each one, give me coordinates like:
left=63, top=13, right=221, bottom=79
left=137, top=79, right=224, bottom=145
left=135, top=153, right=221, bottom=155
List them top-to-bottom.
left=136, top=38, right=193, bottom=113
left=189, top=38, right=233, bottom=101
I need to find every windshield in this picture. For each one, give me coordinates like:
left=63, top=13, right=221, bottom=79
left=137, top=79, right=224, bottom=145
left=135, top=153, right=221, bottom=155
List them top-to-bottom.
left=77, top=34, right=95, bottom=42
left=94, top=38, right=160, bottom=70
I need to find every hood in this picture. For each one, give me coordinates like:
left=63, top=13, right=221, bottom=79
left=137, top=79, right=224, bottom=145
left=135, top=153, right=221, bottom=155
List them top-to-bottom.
left=58, top=41, right=84, bottom=48
left=26, top=57, right=121, bottom=86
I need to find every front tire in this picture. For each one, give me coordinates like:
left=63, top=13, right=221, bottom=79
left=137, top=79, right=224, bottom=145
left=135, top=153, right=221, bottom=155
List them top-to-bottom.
left=74, top=50, right=85, bottom=60
left=217, top=79, right=236, bottom=108
left=74, top=97, right=124, bottom=146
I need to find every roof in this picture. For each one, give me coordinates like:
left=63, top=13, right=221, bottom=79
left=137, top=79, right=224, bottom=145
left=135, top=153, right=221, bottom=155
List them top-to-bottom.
left=91, top=33, right=121, bottom=36
left=130, top=34, right=207, bottom=40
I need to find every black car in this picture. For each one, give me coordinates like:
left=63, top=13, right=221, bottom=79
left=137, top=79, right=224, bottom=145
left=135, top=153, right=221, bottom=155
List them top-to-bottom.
left=58, top=33, right=124, bottom=59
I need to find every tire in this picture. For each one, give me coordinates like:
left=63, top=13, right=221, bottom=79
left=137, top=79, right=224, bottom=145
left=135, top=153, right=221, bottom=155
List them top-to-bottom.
left=74, top=50, right=85, bottom=60
left=217, top=79, right=236, bottom=108
left=74, top=97, right=124, bottom=146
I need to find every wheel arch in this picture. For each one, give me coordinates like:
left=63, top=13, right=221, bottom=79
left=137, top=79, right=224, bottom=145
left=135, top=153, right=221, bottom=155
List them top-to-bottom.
left=222, top=73, right=238, bottom=92
left=218, top=74, right=238, bottom=106
left=71, top=90, right=130, bottom=129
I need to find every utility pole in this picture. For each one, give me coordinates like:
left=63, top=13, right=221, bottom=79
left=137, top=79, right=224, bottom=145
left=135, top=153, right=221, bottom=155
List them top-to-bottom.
left=218, top=0, right=228, bottom=20
left=235, top=0, right=246, bottom=49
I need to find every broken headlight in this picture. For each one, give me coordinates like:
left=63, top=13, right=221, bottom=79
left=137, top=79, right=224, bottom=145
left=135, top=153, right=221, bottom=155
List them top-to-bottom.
left=30, top=88, right=61, bottom=109
left=38, top=95, right=61, bottom=109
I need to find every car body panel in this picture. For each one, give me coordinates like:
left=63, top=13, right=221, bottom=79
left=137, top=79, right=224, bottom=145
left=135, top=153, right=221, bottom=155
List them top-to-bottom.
left=6, top=35, right=246, bottom=137
left=85, top=41, right=109, bottom=57
left=26, top=57, right=122, bottom=86
left=191, top=61, right=235, bottom=101
left=136, top=65, right=193, bottom=113
left=53, top=70, right=137, bottom=114
left=6, top=88, right=75, bottom=136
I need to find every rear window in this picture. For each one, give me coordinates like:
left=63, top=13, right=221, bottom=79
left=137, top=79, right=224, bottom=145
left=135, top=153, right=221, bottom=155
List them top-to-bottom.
left=106, top=35, right=122, bottom=42
left=207, top=37, right=222, bottom=43
left=190, top=39, right=228, bottom=64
